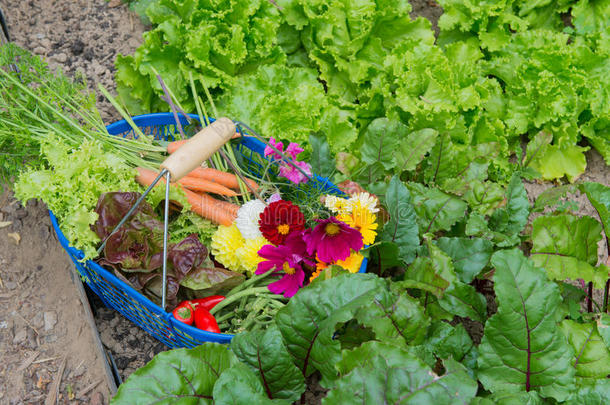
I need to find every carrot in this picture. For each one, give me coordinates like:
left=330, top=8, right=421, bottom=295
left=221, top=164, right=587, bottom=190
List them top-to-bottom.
left=167, top=132, right=241, bottom=154
left=167, top=139, right=187, bottom=154
left=135, top=167, right=238, bottom=226
left=187, top=167, right=259, bottom=192
left=178, top=176, right=238, bottom=197
left=182, top=189, right=237, bottom=226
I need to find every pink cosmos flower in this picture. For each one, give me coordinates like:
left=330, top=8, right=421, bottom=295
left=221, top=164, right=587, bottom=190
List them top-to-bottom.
left=264, top=137, right=284, bottom=160
left=279, top=161, right=312, bottom=185
left=304, top=217, right=363, bottom=263
left=256, top=233, right=311, bottom=297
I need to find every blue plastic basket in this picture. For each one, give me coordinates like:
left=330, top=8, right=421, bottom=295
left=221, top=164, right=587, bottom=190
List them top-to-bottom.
left=49, top=113, right=367, bottom=348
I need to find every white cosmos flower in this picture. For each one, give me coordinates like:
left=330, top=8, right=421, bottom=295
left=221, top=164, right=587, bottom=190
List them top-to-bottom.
left=235, top=199, right=266, bottom=239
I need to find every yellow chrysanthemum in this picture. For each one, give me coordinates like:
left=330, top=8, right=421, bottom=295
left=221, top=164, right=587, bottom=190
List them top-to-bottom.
left=337, top=202, right=378, bottom=245
left=211, top=223, right=244, bottom=271
left=235, top=236, right=267, bottom=275
left=336, top=250, right=364, bottom=273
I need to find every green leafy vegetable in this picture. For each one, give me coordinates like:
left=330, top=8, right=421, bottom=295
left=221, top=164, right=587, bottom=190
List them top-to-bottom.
left=116, top=0, right=284, bottom=112
left=14, top=137, right=139, bottom=259
left=380, top=176, right=420, bottom=264
left=408, top=183, right=468, bottom=234
left=531, top=214, right=606, bottom=288
left=436, top=237, right=493, bottom=283
left=478, top=249, right=576, bottom=401
left=275, top=273, right=387, bottom=384
left=560, top=320, right=610, bottom=382
left=230, top=325, right=305, bottom=402
left=326, top=342, right=477, bottom=405
left=111, top=343, right=239, bottom=404
left=213, top=362, right=291, bottom=405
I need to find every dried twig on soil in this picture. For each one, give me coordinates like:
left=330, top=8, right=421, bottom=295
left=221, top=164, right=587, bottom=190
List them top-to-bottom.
left=17, top=351, right=40, bottom=372
left=33, top=356, right=62, bottom=364
left=44, top=356, right=66, bottom=405
left=76, top=378, right=103, bottom=399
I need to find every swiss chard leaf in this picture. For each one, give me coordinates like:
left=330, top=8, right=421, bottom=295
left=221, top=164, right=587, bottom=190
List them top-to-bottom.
left=360, top=117, right=404, bottom=171
left=393, top=128, right=438, bottom=173
left=308, top=132, right=335, bottom=178
left=488, top=173, right=530, bottom=245
left=380, top=176, right=420, bottom=264
left=580, top=182, right=610, bottom=238
left=408, top=183, right=468, bottom=234
left=531, top=214, right=606, bottom=288
left=436, top=237, right=493, bottom=283
left=400, top=240, right=487, bottom=322
left=478, top=249, right=576, bottom=401
left=275, top=273, right=387, bottom=385
left=438, top=281, right=487, bottom=323
left=356, top=288, right=430, bottom=346
left=598, top=313, right=610, bottom=349
left=559, top=320, right=610, bottom=382
left=425, top=321, right=478, bottom=376
left=230, top=325, right=305, bottom=402
left=111, top=343, right=239, bottom=404
left=326, top=343, right=477, bottom=405
left=213, top=362, right=291, bottom=405
left=566, top=379, right=610, bottom=405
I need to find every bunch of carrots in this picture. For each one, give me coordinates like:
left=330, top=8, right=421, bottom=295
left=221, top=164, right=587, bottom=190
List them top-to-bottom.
left=135, top=140, right=259, bottom=227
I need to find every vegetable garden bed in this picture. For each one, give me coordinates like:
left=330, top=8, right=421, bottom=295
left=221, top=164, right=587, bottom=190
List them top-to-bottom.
left=2, top=0, right=610, bottom=404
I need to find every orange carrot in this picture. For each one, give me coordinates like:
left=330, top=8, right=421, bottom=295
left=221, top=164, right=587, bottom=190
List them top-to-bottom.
left=167, top=132, right=241, bottom=154
left=167, top=139, right=187, bottom=154
left=187, top=167, right=259, bottom=192
left=135, top=168, right=238, bottom=226
left=178, top=176, right=238, bottom=197
left=182, top=189, right=237, bottom=226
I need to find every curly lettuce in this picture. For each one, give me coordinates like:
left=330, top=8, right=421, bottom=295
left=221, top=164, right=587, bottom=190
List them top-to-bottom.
left=115, top=0, right=284, bottom=113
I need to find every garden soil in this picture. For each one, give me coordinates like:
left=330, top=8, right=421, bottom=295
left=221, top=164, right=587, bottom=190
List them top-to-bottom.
left=0, top=1, right=608, bottom=404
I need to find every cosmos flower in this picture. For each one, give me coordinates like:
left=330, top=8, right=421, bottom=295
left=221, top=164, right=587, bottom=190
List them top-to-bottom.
left=258, top=200, right=305, bottom=245
left=304, top=217, right=363, bottom=263
left=256, top=233, right=310, bottom=297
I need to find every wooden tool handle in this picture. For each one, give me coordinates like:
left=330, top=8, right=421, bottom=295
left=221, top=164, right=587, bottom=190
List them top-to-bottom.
left=160, top=117, right=235, bottom=181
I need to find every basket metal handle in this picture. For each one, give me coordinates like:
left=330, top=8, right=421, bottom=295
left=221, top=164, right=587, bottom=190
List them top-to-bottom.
left=98, top=117, right=236, bottom=310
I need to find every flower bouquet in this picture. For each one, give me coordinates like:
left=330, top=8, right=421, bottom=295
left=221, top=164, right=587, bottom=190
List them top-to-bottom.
left=90, top=131, right=380, bottom=337
left=202, top=138, right=380, bottom=333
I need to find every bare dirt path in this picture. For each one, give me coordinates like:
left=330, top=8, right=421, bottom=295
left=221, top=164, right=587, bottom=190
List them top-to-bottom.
left=0, top=1, right=156, bottom=403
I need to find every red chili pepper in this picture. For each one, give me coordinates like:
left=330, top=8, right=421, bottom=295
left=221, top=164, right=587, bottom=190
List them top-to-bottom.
left=190, top=295, right=225, bottom=312
left=172, top=301, right=195, bottom=325
left=194, top=307, right=220, bottom=333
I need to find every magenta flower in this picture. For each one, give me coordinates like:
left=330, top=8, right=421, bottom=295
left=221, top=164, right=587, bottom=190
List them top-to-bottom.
left=264, top=137, right=284, bottom=160
left=285, top=142, right=304, bottom=159
left=279, top=160, right=312, bottom=184
left=304, top=217, right=363, bottom=263
left=256, top=233, right=311, bottom=297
